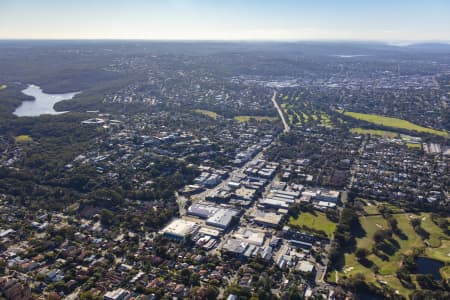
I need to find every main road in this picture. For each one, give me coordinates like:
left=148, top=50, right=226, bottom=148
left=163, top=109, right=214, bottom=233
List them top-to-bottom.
left=177, top=90, right=291, bottom=216
left=271, top=90, right=290, bottom=133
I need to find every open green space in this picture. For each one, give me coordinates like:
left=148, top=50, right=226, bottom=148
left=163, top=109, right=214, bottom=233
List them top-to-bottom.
left=0, top=84, right=7, bottom=90
left=193, top=109, right=220, bottom=119
left=291, top=110, right=302, bottom=125
left=342, top=111, right=448, bottom=137
left=301, top=112, right=309, bottom=123
left=320, top=113, right=334, bottom=128
left=233, top=115, right=278, bottom=123
left=350, top=128, right=398, bottom=138
left=15, top=135, right=33, bottom=143
left=406, top=143, right=422, bottom=150
left=360, top=199, right=404, bottom=215
left=362, top=203, right=379, bottom=215
left=333, top=206, right=450, bottom=297
left=289, top=211, right=337, bottom=238
left=358, top=215, right=388, bottom=249
left=421, top=216, right=448, bottom=248
left=425, top=239, right=450, bottom=262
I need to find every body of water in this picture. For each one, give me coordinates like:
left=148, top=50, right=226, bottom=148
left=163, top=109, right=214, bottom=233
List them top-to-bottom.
left=332, top=54, right=369, bottom=58
left=13, top=84, right=80, bottom=117
left=415, top=257, right=444, bottom=280
left=355, top=291, right=384, bottom=300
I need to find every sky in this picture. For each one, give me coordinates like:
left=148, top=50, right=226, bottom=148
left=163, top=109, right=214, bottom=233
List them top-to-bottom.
left=0, top=0, right=449, bottom=42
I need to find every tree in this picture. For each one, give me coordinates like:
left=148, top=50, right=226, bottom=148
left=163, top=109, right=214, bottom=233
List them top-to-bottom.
left=99, top=208, right=114, bottom=226
left=387, top=216, right=399, bottom=233
left=373, top=229, right=390, bottom=243
left=355, top=248, right=369, bottom=261
left=79, top=291, right=103, bottom=300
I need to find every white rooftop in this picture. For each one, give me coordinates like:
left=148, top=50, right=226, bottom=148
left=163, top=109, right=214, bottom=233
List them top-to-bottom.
left=161, top=219, right=197, bottom=237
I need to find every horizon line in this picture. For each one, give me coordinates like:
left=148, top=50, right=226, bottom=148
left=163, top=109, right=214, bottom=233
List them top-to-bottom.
left=0, top=38, right=449, bottom=44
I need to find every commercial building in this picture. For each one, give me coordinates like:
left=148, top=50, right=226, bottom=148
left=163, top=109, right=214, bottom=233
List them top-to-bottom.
left=179, top=184, right=204, bottom=196
left=234, top=187, right=256, bottom=201
left=206, top=189, right=232, bottom=202
left=271, top=190, right=300, bottom=199
left=316, top=190, right=340, bottom=203
left=259, top=198, right=289, bottom=209
left=314, top=201, right=337, bottom=210
left=187, top=202, right=219, bottom=219
left=206, top=208, right=239, bottom=229
left=254, top=210, right=283, bottom=228
left=160, top=219, right=199, bottom=241
left=198, top=227, right=221, bottom=238
left=232, top=228, right=265, bottom=246
left=222, top=238, right=249, bottom=256
left=289, top=240, right=313, bottom=249
left=296, top=260, right=316, bottom=274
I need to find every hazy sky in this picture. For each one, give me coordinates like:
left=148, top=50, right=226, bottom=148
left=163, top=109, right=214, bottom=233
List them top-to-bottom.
left=0, top=0, right=449, bottom=41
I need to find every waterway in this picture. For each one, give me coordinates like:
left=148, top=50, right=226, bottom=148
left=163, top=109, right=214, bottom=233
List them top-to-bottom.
left=13, top=84, right=80, bottom=117
left=415, top=257, right=443, bottom=280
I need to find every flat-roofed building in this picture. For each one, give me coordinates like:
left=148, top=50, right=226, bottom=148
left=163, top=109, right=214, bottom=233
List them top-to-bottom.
left=258, top=168, right=276, bottom=178
left=228, top=181, right=241, bottom=189
left=179, top=184, right=204, bottom=196
left=234, top=187, right=256, bottom=201
left=272, top=190, right=300, bottom=198
left=316, top=190, right=340, bottom=203
left=271, top=196, right=296, bottom=204
left=259, top=198, right=289, bottom=209
left=314, top=201, right=337, bottom=210
left=187, top=202, right=219, bottom=219
left=206, top=208, right=239, bottom=229
left=254, top=210, right=283, bottom=228
left=160, top=219, right=199, bottom=241
left=198, top=227, right=221, bottom=238
left=232, top=228, right=265, bottom=246
left=222, top=238, right=248, bottom=255
left=289, top=239, right=313, bottom=249
left=296, top=260, right=316, bottom=274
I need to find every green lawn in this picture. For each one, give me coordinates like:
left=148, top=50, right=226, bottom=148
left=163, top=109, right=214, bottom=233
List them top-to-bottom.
left=193, top=109, right=220, bottom=119
left=291, top=110, right=302, bottom=125
left=342, top=111, right=448, bottom=137
left=301, top=112, right=309, bottom=123
left=320, top=113, right=333, bottom=128
left=234, top=115, right=278, bottom=123
left=350, top=128, right=399, bottom=138
left=15, top=135, right=33, bottom=143
left=406, top=143, right=422, bottom=150
left=361, top=200, right=380, bottom=215
left=289, top=211, right=337, bottom=238
left=334, top=211, right=450, bottom=297
left=420, top=214, right=448, bottom=247
left=358, top=215, right=388, bottom=249
left=425, top=240, right=450, bottom=262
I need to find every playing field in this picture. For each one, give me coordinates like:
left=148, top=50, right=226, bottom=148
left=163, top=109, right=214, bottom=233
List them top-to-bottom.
left=193, top=109, right=220, bottom=119
left=342, top=111, right=448, bottom=137
left=233, top=115, right=278, bottom=123
left=15, top=135, right=33, bottom=143
left=406, top=143, right=422, bottom=149
left=289, top=211, right=337, bottom=238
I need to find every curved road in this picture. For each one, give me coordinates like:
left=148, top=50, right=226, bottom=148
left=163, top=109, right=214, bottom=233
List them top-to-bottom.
left=271, top=90, right=290, bottom=133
